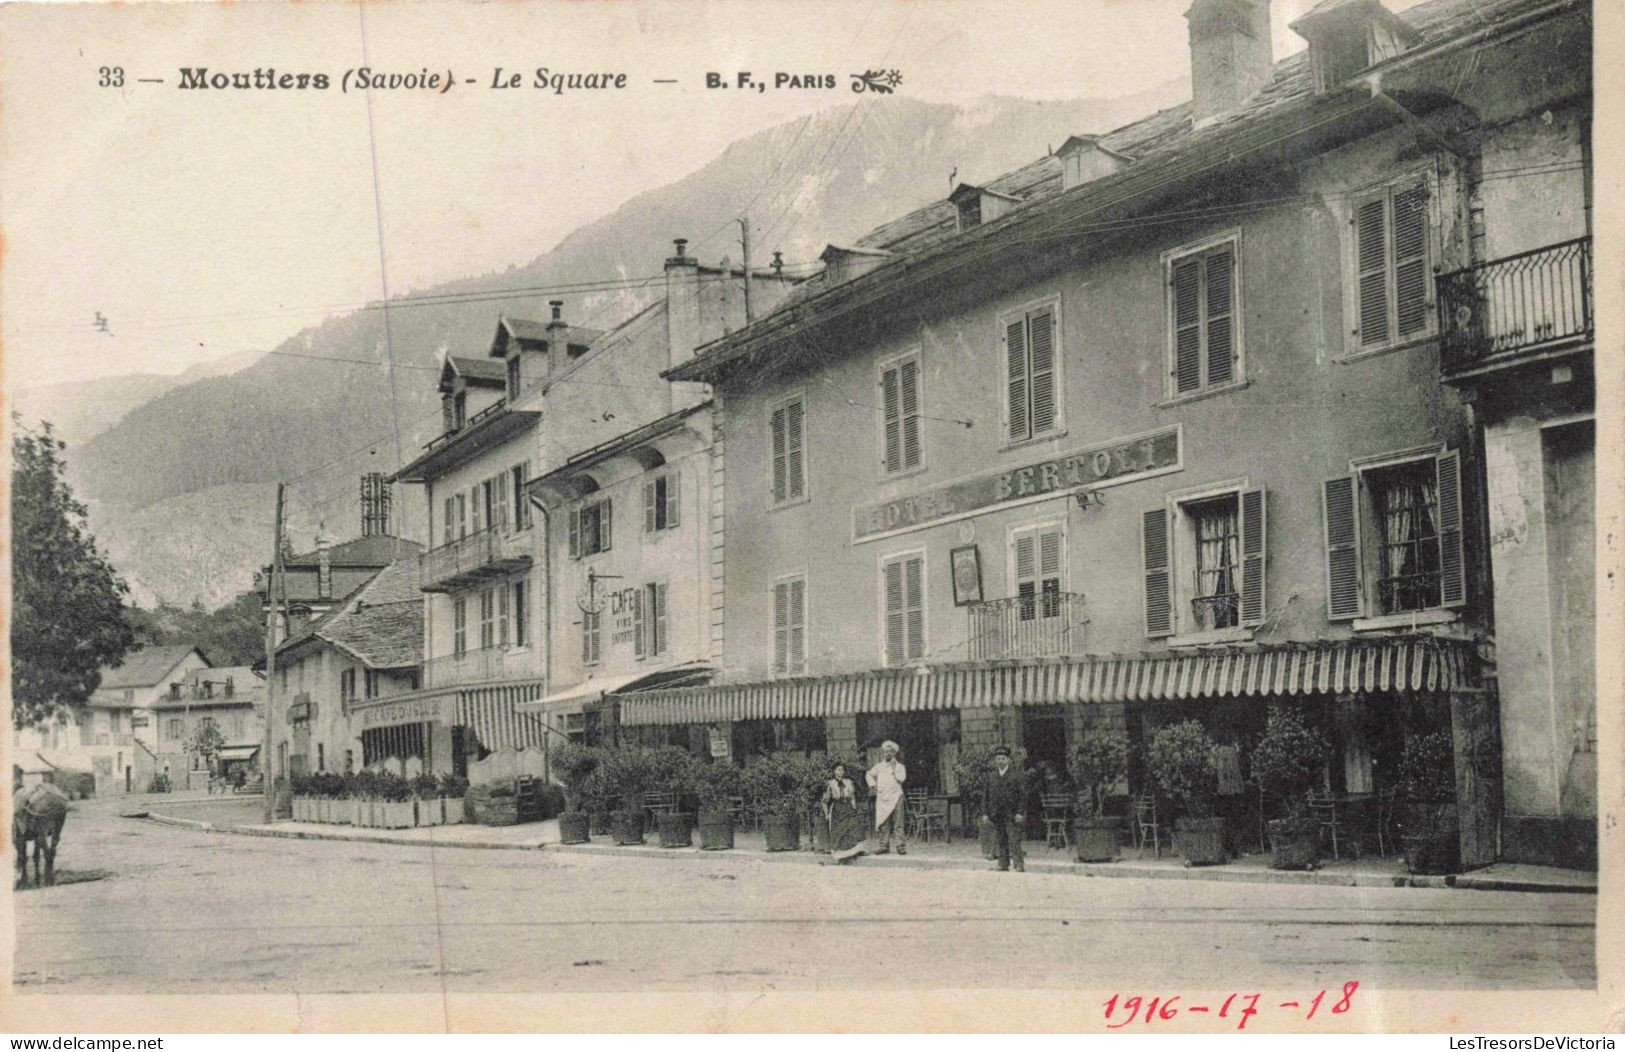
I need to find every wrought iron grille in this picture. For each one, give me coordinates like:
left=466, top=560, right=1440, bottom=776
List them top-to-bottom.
left=1437, top=237, right=1592, bottom=372
left=967, top=592, right=1087, bottom=660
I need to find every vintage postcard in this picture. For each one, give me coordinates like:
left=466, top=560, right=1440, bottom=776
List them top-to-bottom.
left=1, top=0, right=1617, bottom=1035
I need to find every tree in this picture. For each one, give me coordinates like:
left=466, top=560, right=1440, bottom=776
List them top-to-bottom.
left=10, top=416, right=137, bottom=729
left=185, top=719, right=226, bottom=773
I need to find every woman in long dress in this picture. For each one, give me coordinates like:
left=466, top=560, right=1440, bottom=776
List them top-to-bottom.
left=822, top=762, right=865, bottom=864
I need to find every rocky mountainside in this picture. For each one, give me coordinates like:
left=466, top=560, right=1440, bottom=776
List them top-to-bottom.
left=62, top=86, right=1187, bottom=609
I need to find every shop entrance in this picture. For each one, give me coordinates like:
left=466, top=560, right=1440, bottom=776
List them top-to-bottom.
left=856, top=711, right=959, bottom=794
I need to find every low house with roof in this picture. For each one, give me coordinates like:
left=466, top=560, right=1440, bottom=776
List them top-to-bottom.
left=149, top=665, right=267, bottom=790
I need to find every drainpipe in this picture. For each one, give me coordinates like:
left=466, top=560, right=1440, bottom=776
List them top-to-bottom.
left=529, top=490, right=554, bottom=783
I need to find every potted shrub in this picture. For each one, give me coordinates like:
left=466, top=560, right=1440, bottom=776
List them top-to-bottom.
left=1250, top=706, right=1328, bottom=870
left=1148, top=720, right=1225, bottom=866
left=1068, top=726, right=1129, bottom=862
left=1397, top=729, right=1459, bottom=875
left=551, top=742, right=605, bottom=844
left=955, top=743, right=1027, bottom=860
left=648, top=746, right=698, bottom=848
left=605, top=748, right=652, bottom=845
left=743, top=754, right=800, bottom=852
left=694, top=759, right=742, bottom=850
left=580, top=767, right=614, bottom=836
left=353, top=771, right=380, bottom=827
left=319, top=772, right=345, bottom=823
left=339, top=772, right=360, bottom=825
left=379, top=773, right=416, bottom=829
left=290, top=774, right=311, bottom=821
left=411, top=774, right=442, bottom=827
left=438, top=774, right=468, bottom=824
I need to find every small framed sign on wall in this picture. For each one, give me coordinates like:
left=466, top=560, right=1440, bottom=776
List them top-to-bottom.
left=950, top=544, right=983, bottom=606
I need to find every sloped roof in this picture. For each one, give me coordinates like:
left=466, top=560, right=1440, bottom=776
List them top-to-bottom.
left=746, top=0, right=1551, bottom=323
left=491, top=316, right=606, bottom=358
left=444, top=355, right=506, bottom=388
left=284, top=534, right=421, bottom=568
left=275, top=553, right=424, bottom=670
left=97, top=645, right=208, bottom=691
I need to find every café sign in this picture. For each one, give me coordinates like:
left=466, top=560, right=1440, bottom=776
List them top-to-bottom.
left=853, top=425, right=1181, bottom=542
left=358, top=696, right=453, bottom=730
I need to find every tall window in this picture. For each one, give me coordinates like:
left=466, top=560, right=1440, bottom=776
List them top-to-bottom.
left=1352, top=179, right=1431, bottom=351
left=1167, top=239, right=1239, bottom=396
left=1003, top=304, right=1059, bottom=443
left=880, top=353, right=922, bottom=473
left=507, top=355, right=522, bottom=398
left=770, top=395, right=806, bottom=504
left=1323, top=450, right=1463, bottom=620
left=511, top=462, right=531, bottom=530
left=491, top=472, right=510, bottom=532
left=645, top=472, right=679, bottom=532
left=1144, top=488, right=1266, bottom=638
left=1189, top=496, right=1241, bottom=630
left=569, top=498, right=612, bottom=558
left=881, top=553, right=926, bottom=665
left=773, top=576, right=807, bottom=675
left=512, top=580, right=528, bottom=647
left=634, top=582, right=669, bottom=659
left=497, top=585, right=510, bottom=646
left=479, top=589, right=496, bottom=649
left=453, top=597, right=468, bottom=656
left=582, top=609, right=602, bottom=666
left=340, top=668, right=357, bottom=703
left=364, top=669, right=381, bottom=699
left=167, top=718, right=182, bottom=740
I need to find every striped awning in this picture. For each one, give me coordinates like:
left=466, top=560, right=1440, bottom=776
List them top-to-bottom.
left=619, top=636, right=1479, bottom=727
left=455, top=682, right=550, bottom=751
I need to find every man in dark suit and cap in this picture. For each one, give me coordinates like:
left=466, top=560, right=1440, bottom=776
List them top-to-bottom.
left=981, top=745, right=1025, bottom=872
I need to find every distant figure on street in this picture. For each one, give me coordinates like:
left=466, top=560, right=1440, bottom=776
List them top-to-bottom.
left=867, top=740, right=907, bottom=855
left=981, top=745, right=1026, bottom=872
left=822, top=762, right=864, bottom=864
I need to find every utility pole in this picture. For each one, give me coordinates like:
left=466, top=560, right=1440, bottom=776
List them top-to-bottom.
left=739, top=217, right=754, bottom=323
left=262, top=483, right=285, bottom=824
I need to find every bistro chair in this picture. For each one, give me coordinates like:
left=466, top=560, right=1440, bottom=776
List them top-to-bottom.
left=904, top=788, right=929, bottom=839
left=1308, top=789, right=1344, bottom=860
left=642, top=791, right=677, bottom=822
left=1040, top=794, right=1072, bottom=849
left=724, top=795, right=746, bottom=828
left=1133, top=795, right=1162, bottom=859
left=914, top=796, right=950, bottom=843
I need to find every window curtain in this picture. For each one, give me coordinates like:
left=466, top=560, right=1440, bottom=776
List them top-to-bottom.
left=1379, top=473, right=1439, bottom=583
left=1195, top=501, right=1240, bottom=599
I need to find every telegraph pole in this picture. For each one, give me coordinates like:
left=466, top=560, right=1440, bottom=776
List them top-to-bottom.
left=739, top=217, right=754, bottom=323
left=261, top=483, right=285, bottom=824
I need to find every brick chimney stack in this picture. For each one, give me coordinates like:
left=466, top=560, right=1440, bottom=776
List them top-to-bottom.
left=1186, top=0, right=1273, bottom=128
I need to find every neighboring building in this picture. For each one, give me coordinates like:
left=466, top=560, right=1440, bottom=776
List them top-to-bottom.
left=619, top=0, right=1591, bottom=868
left=257, top=532, right=406, bottom=634
left=268, top=545, right=431, bottom=779
left=69, top=645, right=212, bottom=794
left=149, top=666, right=267, bottom=790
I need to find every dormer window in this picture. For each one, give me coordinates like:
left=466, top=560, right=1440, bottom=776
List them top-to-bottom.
left=1290, top=0, right=1420, bottom=95
left=1057, top=135, right=1131, bottom=192
left=949, top=183, right=1020, bottom=232
left=507, top=354, right=521, bottom=398
left=453, top=392, right=467, bottom=430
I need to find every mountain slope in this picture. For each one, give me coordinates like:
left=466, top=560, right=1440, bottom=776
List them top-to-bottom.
left=70, top=87, right=1186, bottom=607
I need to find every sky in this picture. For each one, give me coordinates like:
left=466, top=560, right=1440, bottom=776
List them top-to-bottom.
left=0, top=0, right=1428, bottom=388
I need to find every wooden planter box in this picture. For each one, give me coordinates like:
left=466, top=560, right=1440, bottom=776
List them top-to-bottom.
left=443, top=796, right=465, bottom=825
left=416, top=798, right=442, bottom=827
left=380, top=801, right=415, bottom=829
left=612, top=810, right=646, bottom=845
left=558, top=811, right=591, bottom=844
left=589, top=811, right=613, bottom=836
left=697, top=811, right=734, bottom=851
left=657, top=812, right=693, bottom=848
left=763, top=813, right=799, bottom=852
left=1073, top=817, right=1120, bottom=863
left=1175, top=817, right=1227, bottom=866
left=1268, top=818, right=1320, bottom=871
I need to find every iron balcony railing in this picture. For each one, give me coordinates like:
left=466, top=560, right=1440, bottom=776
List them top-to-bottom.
left=1437, top=237, right=1592, bottom=374
left=422, top=398, right=507, bottom=454
left=420, top=519, right=532, bottom=592
left=968, top=592, right=1088, bottom=660
left=423, top=646, right=531, bottom=688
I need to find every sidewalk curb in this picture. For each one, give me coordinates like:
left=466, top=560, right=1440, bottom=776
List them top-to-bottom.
left=139, top=812, right=1596, bottom=894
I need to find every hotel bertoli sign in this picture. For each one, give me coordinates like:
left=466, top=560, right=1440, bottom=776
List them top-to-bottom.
left=853, top=425, right=1182, bottom=543
left=357, top=695, right=454, bottom=730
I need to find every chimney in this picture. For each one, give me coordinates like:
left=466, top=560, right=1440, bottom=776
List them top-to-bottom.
left=1185, top=0, right=1272, bottom=128
left=664, top=237, right=703, bottom=374
left=547, top=300, right=566, bottom=330
left=316, top=529, right=332, bottom=600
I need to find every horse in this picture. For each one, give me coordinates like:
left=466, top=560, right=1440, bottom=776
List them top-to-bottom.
left=14, top=782, right=69, bottom=888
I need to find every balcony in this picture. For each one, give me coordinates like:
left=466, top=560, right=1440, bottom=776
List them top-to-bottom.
left=1437, top=237, right=1592, bottom=378
left=423, top=398, right=506, bottom=455
left=421, top=522, right=532, bottom=593
left=968, top=592, right=1088, bottom=660
left=423, top=646, right=532, bottom=688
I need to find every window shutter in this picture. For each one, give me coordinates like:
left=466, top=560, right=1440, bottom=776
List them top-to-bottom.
left=1392, top=183, right=1430, bottom=339
left=1356, top=197, right=1390, bottom=347
left=1205, top=249, right=1235, bottom=386
left=1172, top=259, right=1203, bottom=394
left=1027, top=309, right=1056, bottom=435
left=1006, top=318, right=1029, bottom=441
left=900, top=358, right=921, bottom=468
left=881, top=365, right=902, bottom=473
left=786, top=399, right=805, bottom=499
left=771, top=406, right=787, bottom=502
left=1435, top=449, right=1466, bottom=608
left=666, top=472, right=680, bottom=529
left=493, top=474, right=509, bottom=531
left=1322, top=476, right=1364, bottom=619
left=644, top=480, right=657, bottom=533
left=471, top=486, right=484, bottom=534
left=1239, top=486, right=1267, bottom=626
left=456, top=494, right=467, bottom=538
left=443, top=498, right=454, bottom=545
left=601, top=499, right=612, bottom=551
left=568, top=508, right=580, bottom=558
left=1142, top=509, right=1174, bottom=637
left=1014, top=532, right=1037, bottom=595
left=905, top=556, right=925, bottom=659
left=884, top=559, right=905, bottom=665
left=789, top=577, right=806, bottom=671
left=653, top=582, right=668, bottom=656
left=773, top=582, right=788, bottom=672
left=498, top=584, right=510, bottom=646
left=633, top=587, right=646, bottom=658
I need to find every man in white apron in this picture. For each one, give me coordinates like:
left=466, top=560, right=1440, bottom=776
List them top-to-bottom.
left=866, top=740, right=907, bottom=855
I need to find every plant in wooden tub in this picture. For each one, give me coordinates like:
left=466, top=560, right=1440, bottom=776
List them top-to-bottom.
left=1250, top=705, right=1328, bottom=870
left=1147, top=720, right=1225, bottom=866
left=1068, top=726, right=1129, bottom=862
left=1397, top=729, right=1459, bottom=875
left=550, top=742, right=605, bottom=844
left=646, top=746, right=698, bottom=848
left=604, top=747, right=653, bottom=845
left=742, top=754, right=801, bottom=852
left=694, top=759, right=742, bottom=851
left=378, top=772, right=416, bottom=829
left=439, top=773, right=469, bottom=825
